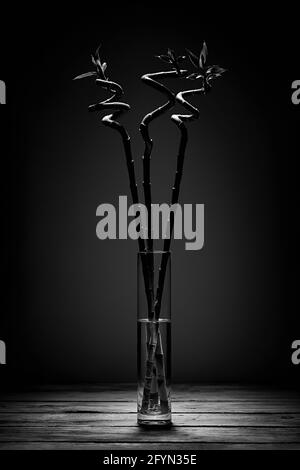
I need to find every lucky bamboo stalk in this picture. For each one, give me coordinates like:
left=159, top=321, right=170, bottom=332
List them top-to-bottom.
left=75, top=43, right=226, bottom=422
left=154, top=43, right=226, bottom=321
left=140, top=44, right=226, bottom=412
left=144, top=45, right=226, bottom=415
left=74, top=46, right=153, bottom=314
left=140, top=50, right=188, bottom=318
left=139, top=51, right=187, bottom=411
left=140, top=67, right=187, bottom=256
left=140, top=70, right=176, bottom=314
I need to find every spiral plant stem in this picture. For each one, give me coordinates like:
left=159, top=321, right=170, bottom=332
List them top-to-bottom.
left=75, top=42, right=226, bottom=424
left=139, top=70, right=187, bottom=413
left=140, top=70, right=187, bottom=317
left=89, top=78, right=153, bottom=314
left=141, top=87, right=205, bottom=413
left=154, top=87, right=206, bottom=321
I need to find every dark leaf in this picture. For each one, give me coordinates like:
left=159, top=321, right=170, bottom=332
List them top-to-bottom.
left=199, top=41, right=208, bottom=68
left=95, top=44, right=102, bottom=61
left=167, top=48, right=175, bottom=60
left=186, top=49, right=199, bottom=68
left=91, top=54, right=97, bottom=66
left=156, top=54, right=172, bottom=63
left=207, top=65, right=226, bottom=75
left=218, top=67, right=226, bottom=75
left=73, top=71, right=97, bottom=80
left=209, top=72, right=225, bottom=80
left=186, top=73, right=199, bottom=80
left=88, top=103, right=99, bottom=112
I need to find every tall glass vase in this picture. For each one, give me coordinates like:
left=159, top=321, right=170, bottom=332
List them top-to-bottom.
left=137, top=251, right=171, bottom=426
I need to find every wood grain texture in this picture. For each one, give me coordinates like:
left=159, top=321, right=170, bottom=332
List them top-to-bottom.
left=0, top=384, right=299, bottom=450
left=1, top=413, right=300, bottom=427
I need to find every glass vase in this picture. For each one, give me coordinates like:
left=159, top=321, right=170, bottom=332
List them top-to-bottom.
left=137, top=251, right=171, bottom=426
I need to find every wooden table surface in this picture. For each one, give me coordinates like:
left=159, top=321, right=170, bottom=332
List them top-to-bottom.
left=0, top=384, right=300, bottom=450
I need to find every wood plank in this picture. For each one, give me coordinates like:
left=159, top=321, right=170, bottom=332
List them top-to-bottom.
left=8, top=383, right=298, bottom=392
left=0, top=385, right=299, bottom=450
left=1, top=388, right=299, bottom=402
left=1, top=401, right=300, bottom=413
left=0, top=412, right=299, bottom=427
left=0, top=425, right=299, bottom=443
left=1, top=441, right=300, bottom=450
left=0, top=442, right=300, bottom=450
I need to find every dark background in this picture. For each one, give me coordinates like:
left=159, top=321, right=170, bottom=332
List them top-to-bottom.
left=0, top=6, right=299, bottom=387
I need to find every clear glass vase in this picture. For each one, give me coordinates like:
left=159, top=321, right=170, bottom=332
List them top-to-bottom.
left=137, top=251, right=171, bottom=426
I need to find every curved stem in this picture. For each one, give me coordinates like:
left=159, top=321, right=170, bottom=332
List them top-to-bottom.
left=139, top=70, right=187, bottom=317
left=139, top=70, right=187, bottom=412
left=140, top=70, right=187, bottom=128
left=90, top=78, right=153, bottom=313
left=90, top=78, right=145, bottom=249
left=154, top=87, right=205, bottom=320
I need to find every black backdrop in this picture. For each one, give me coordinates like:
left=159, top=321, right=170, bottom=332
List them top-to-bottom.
left=0, top=6, right=299, bottom=387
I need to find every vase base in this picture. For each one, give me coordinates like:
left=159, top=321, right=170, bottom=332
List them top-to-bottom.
left=137, top=411, right=172, bottom=427
left=138, top=418, right=172, bottom=427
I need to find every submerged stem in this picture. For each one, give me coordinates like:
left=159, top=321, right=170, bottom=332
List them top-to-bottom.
left=139, top=70, right=187, bottom=412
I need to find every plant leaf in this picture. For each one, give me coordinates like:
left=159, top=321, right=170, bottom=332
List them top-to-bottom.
left=199, top=41, right=208, bottom=68
left=95, top=44, right=101, bottom=61
left=167, top=48, right=175, bottom=60
left=186, top=49, right=199, bottom=68
left=156, top=54, right=172, bottom=63
left=177, top=55, right=186, bottom=62
left=102, top=62, right=107, bottom=72
left=207, top=65, right=226, bottom=74
left=207, top=66, right=227, bottom=79
left=216, top=67, right=226, bottom=75
left=73, top=71, right=97, bottom=80
left=210, top=72, right=225, bottom=80
left=186, top=73, right=199, bottom=80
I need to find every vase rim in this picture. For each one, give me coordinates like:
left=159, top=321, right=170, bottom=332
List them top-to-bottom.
left=138, top=250, right=171, bottom=254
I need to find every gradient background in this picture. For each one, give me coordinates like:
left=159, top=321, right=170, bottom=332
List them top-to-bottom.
left=0, top=6, right=299, bottom=387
